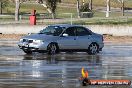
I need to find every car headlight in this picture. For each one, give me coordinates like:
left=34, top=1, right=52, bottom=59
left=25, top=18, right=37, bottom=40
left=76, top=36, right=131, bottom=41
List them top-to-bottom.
left=19, top=39, right=23, bottom=42
left=33, top=40, right=44, bottom=44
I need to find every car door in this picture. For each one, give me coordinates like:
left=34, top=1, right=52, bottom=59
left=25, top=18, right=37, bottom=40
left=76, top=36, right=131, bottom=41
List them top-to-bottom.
left=58, top=27, right=78, bottom=49
left=75, top=27, right=92, bottom=49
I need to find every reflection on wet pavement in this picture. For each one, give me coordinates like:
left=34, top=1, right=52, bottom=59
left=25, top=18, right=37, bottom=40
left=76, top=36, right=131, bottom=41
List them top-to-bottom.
left=0, top=41, right=132, bottom=88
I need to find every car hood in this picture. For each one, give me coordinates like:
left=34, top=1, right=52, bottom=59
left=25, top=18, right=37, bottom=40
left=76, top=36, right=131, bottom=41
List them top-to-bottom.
left=22, top=33, right=58, bottom=41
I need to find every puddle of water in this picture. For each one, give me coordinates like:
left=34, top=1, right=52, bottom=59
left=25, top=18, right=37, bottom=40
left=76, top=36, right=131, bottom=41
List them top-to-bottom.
left=0, top=41, right=132, bottom=88
left=0, top=54, right=131, bottom=88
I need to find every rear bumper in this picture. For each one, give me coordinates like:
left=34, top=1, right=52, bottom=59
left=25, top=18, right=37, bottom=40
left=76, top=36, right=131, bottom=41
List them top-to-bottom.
left=99, top=43, right=104, bottom=51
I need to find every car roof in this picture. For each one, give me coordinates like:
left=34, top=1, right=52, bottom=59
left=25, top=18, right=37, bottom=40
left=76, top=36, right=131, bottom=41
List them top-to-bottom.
left=49, top=24, right=85, bottom=28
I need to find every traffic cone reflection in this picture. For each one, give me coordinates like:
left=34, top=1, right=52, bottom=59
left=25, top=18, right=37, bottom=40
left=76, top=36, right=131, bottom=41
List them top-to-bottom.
left=81, top=67, right=89, bottom=78
left=81, top=67, right=91, bottom=86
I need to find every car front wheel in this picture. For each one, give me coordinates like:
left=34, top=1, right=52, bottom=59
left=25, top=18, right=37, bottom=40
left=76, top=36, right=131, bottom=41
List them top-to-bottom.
left=47, top=43, right=59, bottom=55
left=88, top=43, right=98, bottom=55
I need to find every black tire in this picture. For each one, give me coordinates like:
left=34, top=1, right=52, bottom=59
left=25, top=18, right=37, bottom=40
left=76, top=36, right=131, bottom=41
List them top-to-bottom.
left=47, top=43, right=59, bottom=55
left=88, top=43, right=98, bottom=55
left=23, top=50, right=32, bottom=54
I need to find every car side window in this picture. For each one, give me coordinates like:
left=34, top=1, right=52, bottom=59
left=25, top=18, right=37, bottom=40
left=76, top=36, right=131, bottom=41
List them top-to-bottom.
left=64, top=27, right=76, bottom=36
left=76, top=27, right=91, bottom=36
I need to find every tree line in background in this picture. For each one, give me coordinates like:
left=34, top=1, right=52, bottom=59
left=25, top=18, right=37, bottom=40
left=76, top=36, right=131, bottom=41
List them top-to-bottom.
left=0, top=0, right=128, bottom=21
left=0, top=0, right=62, bottom=20
left=0, top=0, right=9, bottom=14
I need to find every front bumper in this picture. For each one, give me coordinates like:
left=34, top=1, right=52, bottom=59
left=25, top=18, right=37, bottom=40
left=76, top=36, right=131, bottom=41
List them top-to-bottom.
left=18, top=41, right=48, bottom=52
left=18, top=45, right=39, bottom=51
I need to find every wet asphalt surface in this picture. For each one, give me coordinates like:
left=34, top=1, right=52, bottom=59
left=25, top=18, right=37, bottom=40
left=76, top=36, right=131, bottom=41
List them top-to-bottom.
left=0, top=40, right=132, bottom=88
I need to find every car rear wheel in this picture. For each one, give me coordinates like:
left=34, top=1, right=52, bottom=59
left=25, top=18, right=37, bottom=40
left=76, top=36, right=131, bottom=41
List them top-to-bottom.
left=47, top=43, right=59, bottom=55
left=88, top=43, right=98, bottom=55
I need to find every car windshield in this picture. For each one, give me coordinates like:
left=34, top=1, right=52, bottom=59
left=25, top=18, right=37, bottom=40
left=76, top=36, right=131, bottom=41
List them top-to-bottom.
left=39, top=26, right=65, bottom=36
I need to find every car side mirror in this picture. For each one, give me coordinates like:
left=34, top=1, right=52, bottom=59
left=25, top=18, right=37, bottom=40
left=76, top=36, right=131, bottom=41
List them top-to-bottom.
left=63, top=33, right=68, bottom=37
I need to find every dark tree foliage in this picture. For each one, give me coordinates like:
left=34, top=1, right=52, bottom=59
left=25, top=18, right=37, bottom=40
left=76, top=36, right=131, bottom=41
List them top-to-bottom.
left=0, top=0, right=9, bottom=14
left=38, top=0, right=61, bottom=19
left=46, top=0, right=61, bottom=18
left=46, top=0, right=61, bottom=13
left=79, top=3, right=93, bottom=18
left=80, top=3, right=92, bottom=12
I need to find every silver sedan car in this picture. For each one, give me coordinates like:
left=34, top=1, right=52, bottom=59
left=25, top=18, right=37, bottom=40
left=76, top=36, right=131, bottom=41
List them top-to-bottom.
left=18, top=24, right=104, bottom=54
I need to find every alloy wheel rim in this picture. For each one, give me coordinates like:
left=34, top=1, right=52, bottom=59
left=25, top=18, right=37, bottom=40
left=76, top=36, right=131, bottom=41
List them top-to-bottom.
left=50, top=44, right=56, bottom=54
left=90, top=44, right=97, bottom=54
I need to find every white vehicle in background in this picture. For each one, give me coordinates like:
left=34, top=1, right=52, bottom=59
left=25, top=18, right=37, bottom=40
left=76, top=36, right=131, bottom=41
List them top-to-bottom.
left=18, top=24, right=104, bottom=55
